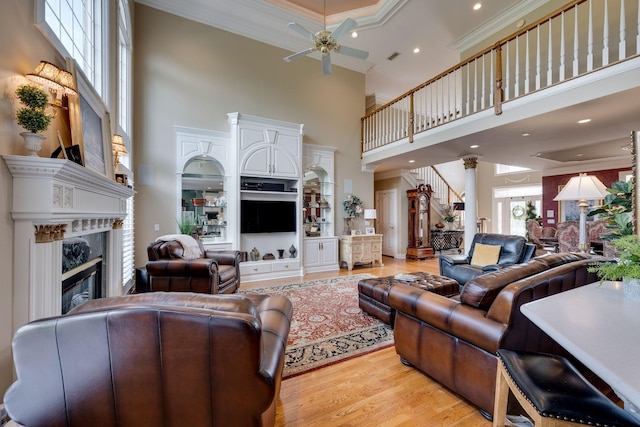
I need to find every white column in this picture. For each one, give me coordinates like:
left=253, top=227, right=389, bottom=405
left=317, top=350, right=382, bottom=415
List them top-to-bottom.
left=462, top=156, right=480, bottom=255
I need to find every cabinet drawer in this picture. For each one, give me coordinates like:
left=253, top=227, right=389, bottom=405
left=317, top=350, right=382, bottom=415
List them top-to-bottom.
left=271, top=260, right=301, bottom=272
left=240, top=262, right=271, bottom=275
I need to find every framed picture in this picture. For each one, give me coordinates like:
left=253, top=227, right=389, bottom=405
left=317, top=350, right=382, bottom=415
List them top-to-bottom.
left=66, top=58, right=113, bottom=179
left=557, top=185, right=600, bottom=222
left=365, top=227, right=375, bottom=234
left=351, top=230, right=362, bottom=236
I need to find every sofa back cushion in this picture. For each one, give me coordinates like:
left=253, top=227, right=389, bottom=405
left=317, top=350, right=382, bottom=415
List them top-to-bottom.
left=469, top=233, right=526, bottom=266
left=459, top=260, right=548, bottom=310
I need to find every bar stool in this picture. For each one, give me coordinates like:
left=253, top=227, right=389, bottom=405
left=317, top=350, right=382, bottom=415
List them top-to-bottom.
left=493, top=349, right=640, bottom=427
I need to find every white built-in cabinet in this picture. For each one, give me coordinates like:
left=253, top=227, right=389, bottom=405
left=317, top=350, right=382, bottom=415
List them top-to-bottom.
left=229, top=113, right=305, bottom=282
left=176, top=115, right=339, bottom=281
left=302, top=144, right=339, bottom=273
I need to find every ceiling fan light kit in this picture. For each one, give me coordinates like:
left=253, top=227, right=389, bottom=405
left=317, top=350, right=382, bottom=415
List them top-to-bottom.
left=283, top=2, right=369, bottom=75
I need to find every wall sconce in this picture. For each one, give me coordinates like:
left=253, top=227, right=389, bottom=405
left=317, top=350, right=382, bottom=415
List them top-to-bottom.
left=26, top=61, right=77, bottom=115
left=112, top=134, right=127, bottom=168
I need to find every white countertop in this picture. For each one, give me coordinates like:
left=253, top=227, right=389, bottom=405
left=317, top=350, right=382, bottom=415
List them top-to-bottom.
left=521, top=281, right=640, bottom=413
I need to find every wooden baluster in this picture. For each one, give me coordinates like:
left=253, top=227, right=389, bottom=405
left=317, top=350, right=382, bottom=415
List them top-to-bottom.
left=587, top=0, right=594, bottom=71
left=603, top=0, right=610, bottom=66
left=620, top=0, right=627, bottom=60
left=573, top=4, right=579, bottom=77
left=560, top=11, right=566, bottom=81
left=547, top=19, right=554, bottom=85
left=535, top=25, right=541, bottom=90
left=525, top=31, right=530, bottom=93
left=515, top=35, right=520, bottom=97
left=505, top=41, right=510, bottom=100
left=494, top=44, right=503, bottom=115
left=409, top=93, right=414, bottom=143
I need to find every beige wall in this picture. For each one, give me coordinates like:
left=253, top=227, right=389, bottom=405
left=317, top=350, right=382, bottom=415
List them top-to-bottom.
left=133, top=5, right=369, bottom=264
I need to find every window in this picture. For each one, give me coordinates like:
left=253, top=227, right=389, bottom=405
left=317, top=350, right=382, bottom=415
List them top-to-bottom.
left=36, top=0, right=106, bottom=98
left=117, top=0, right=134, bottom=290
left=495, top=164, right=531, bottom=175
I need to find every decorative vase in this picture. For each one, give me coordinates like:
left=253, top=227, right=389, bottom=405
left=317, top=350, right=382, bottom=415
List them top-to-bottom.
left=20, top=132, right=46, bottom=157
left=343, top=217, right=353, bottom=235
left=447, top=221, right=455, bottom=230
left=289, top=244, right=297, bottom=258
left=250, top=247, right=260, bottom=261
left=277, top=249, right=285, bottom=259
left=622, top=277, right=640, bottom=301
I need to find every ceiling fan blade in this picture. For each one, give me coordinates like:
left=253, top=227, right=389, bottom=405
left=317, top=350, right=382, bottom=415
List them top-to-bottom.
left=330, top=18, right=357, bottom=41
left=287, top=22, right=315, bottom=41
left=336, top=45, right=369, bottom=60
left=283, top=48, right=314, bottom=63
left=322, top=54, right=332, bottom=75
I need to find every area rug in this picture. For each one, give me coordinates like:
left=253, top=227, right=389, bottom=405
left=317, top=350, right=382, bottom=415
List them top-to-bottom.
left=239, top=274, right=394, bottom=378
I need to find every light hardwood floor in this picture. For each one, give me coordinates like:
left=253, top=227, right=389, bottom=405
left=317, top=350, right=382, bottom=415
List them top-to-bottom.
left=242, top=256, right=492, bottom=427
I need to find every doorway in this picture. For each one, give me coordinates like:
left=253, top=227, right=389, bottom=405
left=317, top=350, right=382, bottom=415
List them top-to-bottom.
left=493, top=185, right=542, bottom=236
left=376, top=189, right=398, bottom=257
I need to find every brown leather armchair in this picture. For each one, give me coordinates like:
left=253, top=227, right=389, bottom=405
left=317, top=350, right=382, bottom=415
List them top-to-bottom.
left=146, top=237, right=241, bottom=294
left=3, top=292, right=293, bottom=427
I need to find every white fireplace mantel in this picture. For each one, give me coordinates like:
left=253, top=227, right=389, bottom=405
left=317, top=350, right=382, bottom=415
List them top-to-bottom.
left=3, top=155, right=134, bottom=330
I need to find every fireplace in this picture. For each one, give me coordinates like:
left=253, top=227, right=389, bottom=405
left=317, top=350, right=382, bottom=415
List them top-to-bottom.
left=3, top=155, right=134, bottom=329
left=61, top=233, right=107, bottom=313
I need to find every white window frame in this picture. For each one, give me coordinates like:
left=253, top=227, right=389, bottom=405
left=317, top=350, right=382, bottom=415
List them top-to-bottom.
left=35, top=0, right=107, bottom=99
left=495, top=164, right=531, bottom=175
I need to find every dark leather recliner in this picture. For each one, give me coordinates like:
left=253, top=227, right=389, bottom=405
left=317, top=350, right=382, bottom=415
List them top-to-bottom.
left=439, top=233, right=536, bottom=287
left=146, top=237, right=241, bottom=294
left=3, top=292, right=293, bottom=427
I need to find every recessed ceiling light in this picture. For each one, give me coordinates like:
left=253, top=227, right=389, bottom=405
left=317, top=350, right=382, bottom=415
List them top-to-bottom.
left=473, top=3, right=482, bottom=11
left=351, top=31, right=358, bottom=38
left=413, top=47, right=420, bottom=54
left=578, top=118, right=591, bottom=124
left=522, top=132, right=531, bottom=137
left=470, top=144, right=479, bottom=149
left=576, top=153, right=584, bottom=157
left=408, top=159, right=415, bottom=163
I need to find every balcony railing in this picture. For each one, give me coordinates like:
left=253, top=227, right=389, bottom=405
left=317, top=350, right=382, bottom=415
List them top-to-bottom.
left=361, top=0, right=640, bottom=155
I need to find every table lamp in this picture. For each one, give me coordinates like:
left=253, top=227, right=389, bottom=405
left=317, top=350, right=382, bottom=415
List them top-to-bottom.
left=553, top=173, right=608, bottom=252
left=364, top=209, right=377, bottom=232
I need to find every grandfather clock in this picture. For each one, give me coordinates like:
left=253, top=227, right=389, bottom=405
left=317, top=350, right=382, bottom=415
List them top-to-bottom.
left=407, top=184, right=435, bottom=260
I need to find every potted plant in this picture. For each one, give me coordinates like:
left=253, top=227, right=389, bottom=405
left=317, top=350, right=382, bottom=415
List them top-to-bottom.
left=15, top=84, right=52, bottom=156
left=587, top=180, right=633, bottom=240
left=441, top=204, right=457, bottom=230
left=177, top=216, right=197, bottom=236
left=588, top=234, right=640, bottom=300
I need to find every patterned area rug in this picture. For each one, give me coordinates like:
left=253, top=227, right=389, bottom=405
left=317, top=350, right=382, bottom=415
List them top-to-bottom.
left=239, top=274, right=394, bottom=378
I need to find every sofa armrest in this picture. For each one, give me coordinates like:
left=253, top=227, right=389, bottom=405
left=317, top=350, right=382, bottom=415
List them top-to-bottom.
left=205, top=250, right=240, bottom=266
left=439, top=254, right=469, bottom=266
left=146, top=258, right=219, bottom=277
left=481, top=264, right=502, bottom=272
left=389, top=283, right=507, bottom=354
left=248, top=295, right=293, bottom=381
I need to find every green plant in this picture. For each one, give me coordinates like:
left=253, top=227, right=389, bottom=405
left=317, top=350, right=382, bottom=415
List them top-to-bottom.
left=15, top=84, right=51, bottom=133
left=587, top=180, right=634, bottom=240
left=525, top=201, right=537, bottom=221
left=441, top=204, right=457, bottom=223
left=177, top=216, right=197, bottom=235
left=588, top=234, right=640, bottom=281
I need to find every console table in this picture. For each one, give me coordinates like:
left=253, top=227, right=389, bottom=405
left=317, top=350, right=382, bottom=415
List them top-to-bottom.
left=431, top=230, right=464, bottom=253
left=339, top=234, right=383, bottom=270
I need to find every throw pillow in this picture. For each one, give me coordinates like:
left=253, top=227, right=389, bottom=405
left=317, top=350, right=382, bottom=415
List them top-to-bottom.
left=470, top=243, right=501, bottom=267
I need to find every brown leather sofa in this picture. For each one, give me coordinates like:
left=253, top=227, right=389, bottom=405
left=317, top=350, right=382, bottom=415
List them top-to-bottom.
left=146, top=238, right=241, bottom=294
left=389, top=252, right=604, bottom=416
left=3, top=292, right=293, bottom=427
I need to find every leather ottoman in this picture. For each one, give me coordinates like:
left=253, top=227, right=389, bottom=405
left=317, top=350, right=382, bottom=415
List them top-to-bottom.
left=358, top=272, right=459, bottom=325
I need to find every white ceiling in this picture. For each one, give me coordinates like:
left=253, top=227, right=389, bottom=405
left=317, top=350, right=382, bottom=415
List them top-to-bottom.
left=136, top=0, right=640, bottom=172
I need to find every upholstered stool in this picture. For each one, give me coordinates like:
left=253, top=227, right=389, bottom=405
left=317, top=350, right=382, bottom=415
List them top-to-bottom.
left=358, top=272, right=459, bottom=325
left=493, top=349, right=640, bottom=427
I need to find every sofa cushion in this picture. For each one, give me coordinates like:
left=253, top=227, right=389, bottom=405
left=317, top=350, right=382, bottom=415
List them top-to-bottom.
left=470, top=243, right=501, bottom=267
left=459, top=260, right=549, bottom=310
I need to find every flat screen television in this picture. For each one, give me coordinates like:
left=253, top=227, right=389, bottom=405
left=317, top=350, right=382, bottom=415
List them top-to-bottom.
left=241, top=200, right=297, bottom=233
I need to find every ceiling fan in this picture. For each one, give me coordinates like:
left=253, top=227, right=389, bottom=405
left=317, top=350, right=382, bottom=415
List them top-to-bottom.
left=283, top=1, right=369, bottom=75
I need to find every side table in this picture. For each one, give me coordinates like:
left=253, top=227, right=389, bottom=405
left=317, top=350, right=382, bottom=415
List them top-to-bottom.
left=431, top=230, right=464, bottom=253
left=339, top=234, right=384, bottom=270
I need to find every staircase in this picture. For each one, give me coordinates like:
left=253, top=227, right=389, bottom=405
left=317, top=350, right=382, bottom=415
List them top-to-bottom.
left=410, top=165, right=463, bottom=223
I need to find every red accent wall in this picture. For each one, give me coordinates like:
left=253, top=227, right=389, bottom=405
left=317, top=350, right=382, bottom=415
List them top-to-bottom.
left=542, top=168, right=629, bottom=226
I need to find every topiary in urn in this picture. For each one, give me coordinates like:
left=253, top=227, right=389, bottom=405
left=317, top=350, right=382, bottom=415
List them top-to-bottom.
left=15, top=84, right=52, bottom=156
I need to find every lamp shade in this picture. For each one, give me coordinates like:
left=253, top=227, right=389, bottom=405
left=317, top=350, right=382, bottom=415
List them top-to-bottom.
left=26, top=61, right=65, bottom=92
left=553, top=173, right=608, bottom=201
left=453, top=202, right=465, bottom=211
left=364, top=209, right=377, bottom=219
